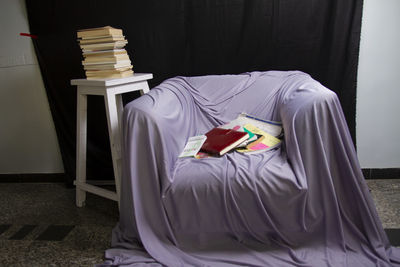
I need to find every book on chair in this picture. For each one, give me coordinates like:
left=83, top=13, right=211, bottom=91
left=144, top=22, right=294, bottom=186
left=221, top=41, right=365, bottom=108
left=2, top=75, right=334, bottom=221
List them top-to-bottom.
left=200, top=127, right=249, bottom=156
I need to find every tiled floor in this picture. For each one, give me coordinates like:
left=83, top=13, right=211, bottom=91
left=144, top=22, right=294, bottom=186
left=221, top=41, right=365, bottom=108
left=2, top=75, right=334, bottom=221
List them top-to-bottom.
left=0, top=179, right=399, bottom=266
left=0, top=183, right=118, bottom=266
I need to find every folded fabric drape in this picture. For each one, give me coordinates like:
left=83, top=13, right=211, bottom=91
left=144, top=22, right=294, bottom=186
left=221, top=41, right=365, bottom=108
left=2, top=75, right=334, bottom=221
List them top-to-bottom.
left=100, top=71, right=400, bottom=266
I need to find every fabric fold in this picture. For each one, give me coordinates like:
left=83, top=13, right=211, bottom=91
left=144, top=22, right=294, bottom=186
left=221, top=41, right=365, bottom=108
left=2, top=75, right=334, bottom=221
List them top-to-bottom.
left=101, top=71, right=400, bottom=266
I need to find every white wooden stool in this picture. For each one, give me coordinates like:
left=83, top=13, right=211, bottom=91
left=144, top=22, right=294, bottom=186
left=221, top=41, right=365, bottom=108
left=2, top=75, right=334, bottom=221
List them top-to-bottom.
left=71, top=73, right=153, bottom=207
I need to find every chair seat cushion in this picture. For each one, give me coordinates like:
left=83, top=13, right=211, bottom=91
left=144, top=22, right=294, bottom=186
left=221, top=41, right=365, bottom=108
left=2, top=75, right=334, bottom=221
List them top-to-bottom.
left=164, top=148, right=307, bottom=238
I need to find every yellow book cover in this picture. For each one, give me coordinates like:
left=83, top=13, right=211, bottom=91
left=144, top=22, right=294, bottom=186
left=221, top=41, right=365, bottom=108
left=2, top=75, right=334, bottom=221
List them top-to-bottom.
left=236, top=124, right=281, bottom=153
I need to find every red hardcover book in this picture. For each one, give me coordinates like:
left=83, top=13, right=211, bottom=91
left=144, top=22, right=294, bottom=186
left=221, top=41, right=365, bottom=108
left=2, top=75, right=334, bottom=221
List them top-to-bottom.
left=200, top=127, right=249, bottom=156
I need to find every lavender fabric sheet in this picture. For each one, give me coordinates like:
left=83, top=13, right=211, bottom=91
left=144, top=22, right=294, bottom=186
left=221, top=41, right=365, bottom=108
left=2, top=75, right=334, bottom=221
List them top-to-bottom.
left=101, top=71, right=400, bottom=266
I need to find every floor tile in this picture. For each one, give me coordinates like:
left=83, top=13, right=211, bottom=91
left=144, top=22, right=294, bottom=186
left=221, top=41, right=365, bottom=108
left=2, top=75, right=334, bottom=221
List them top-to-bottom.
left=0, top=180, right=398, bottom=266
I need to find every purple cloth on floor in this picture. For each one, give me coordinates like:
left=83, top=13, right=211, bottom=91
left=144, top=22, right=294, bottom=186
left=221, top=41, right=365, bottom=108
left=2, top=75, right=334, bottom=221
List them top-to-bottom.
left=100, top=71, right=400, bottom=266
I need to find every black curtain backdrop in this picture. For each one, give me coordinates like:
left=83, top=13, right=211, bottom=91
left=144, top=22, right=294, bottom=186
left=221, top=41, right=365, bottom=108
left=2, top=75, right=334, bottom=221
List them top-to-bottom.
left=25, top=0, right=363, bottom=184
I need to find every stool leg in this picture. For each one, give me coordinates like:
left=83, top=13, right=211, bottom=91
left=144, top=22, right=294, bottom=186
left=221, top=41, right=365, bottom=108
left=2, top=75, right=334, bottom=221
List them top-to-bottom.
left=140, top=81, right=150, bottom=95
left=76, top=93, right=87, bottom=207
left=104, top=93, right=122, bottom=209
left=116, top=94, right=124, bottom=139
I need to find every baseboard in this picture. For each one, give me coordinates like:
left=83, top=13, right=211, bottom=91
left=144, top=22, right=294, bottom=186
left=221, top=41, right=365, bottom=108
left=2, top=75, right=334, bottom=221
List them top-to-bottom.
left=362, top=168, right=400, bottom=179
left=1, top=169, right=399, bottom=183
left=0, top=173, right=67, bottom=183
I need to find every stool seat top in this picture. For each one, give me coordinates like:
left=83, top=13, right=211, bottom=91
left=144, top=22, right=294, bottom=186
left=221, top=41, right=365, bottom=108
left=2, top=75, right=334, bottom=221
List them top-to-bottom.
left=71, top=73, right=153, bottom=87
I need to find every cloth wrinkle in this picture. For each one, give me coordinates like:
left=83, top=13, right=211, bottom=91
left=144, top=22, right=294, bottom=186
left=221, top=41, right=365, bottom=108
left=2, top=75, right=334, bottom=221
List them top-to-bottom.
left=100, top=71, right=400, bottom=267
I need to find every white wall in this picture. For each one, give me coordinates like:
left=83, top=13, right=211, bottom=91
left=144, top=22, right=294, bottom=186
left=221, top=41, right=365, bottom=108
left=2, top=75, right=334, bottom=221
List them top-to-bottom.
left=0, top=0, right=64, bottom=174
left=356, top=0, right=400, bottom=168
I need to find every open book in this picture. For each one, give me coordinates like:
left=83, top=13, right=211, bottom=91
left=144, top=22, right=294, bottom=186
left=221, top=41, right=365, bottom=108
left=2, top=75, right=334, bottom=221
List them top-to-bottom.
left=219, top=113, right=282, bottom=138
left=235, top=124, right=281, bottom=153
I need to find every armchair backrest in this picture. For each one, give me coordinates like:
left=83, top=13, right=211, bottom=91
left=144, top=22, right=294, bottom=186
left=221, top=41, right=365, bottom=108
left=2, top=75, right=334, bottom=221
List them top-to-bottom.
left=124, top=70, right=308, bottom=164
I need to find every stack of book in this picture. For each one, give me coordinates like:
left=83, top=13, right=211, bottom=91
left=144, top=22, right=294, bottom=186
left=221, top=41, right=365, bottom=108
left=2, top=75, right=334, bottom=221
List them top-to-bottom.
left=77, top=26, right=133, bottom=80
left=179, top=113, right=283, bottom=158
